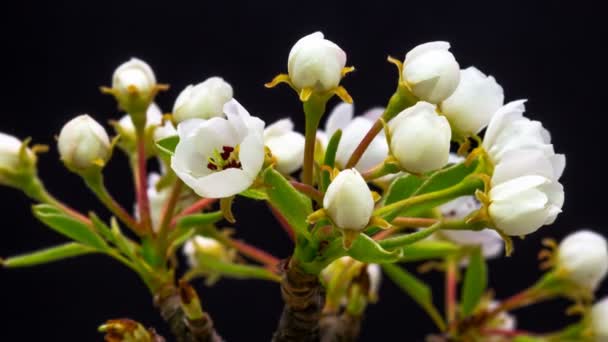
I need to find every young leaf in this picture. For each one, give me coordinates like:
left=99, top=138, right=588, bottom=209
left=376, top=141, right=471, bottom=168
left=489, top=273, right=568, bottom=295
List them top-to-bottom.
left=320, top=129, right=342, bottom=192
left=155, top=135, right=179, bottom=157
left=413, top=160, right=479, bottom=197
left=263, top=168, right=313, bottom=240
left=383, top=174, right=425, bottom=206
left=239, top=188, right=269, bottom=200
left=33, top=204, right=108, bottom=250
left=177, top=211, right=224, bottom=230
left=379, top=223, right=442, bottom=250
left=347, top=233, right=403, bottom=263
left=398, top=240, right=461, bottom=262
left=2, top=243, right=96, bottom=268
left=460, top=247, right=488, bottom=317
left=187, top=254, right=280, bottom=282
left=382, top=263, right=446, bottom=331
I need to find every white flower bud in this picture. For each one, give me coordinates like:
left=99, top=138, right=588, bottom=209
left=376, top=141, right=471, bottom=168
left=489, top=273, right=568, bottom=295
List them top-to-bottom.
left=288, top=31, right=346, bottom=91
left=402, top=42, right=460, bottom=103
left=112, top=58, right=156, bottom=99
left=440, top=67, right=504, bottom=136
left=173, top=77, right=233, bottom=123
left=388, top=102, right=451, bottom=173
left=116, top=103, right=163, bottom=141
left=58, top=115, right=111, bottom=171
left=264, top=119, right=305, bottom=174
left=153, top=120, right=177, bottom=142
left=0, top=133, right=35, bottom=186
left=323, top=169, right=374, bottom=231
left=488, top=175, right=564, bottom=236
left=557, top=230, right=608, bottom=291
left=183, top=235, right=230, bottom=269
left=321, top=256, right=382, bottom=303
left=591, top=297, right=608, bottom=341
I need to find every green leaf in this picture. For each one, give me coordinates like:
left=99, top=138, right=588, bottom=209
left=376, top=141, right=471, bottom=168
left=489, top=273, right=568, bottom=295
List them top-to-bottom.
left=320, top=129, right=342, bottom=192
left=155, top=135, right=179, bottom=157
left=413, top=160, right=479, bottom=197
left=263, top=168, right=313, bottom=240
left=383, top=174, right=425, bottom=206
left=239, top=188, right=269, bottom=200
left=33, top=204, right=108, bottom=250
left=177, top=211, right=224, bottom=230
left=379, top=223, right=442, bottom=250
left=347, top=233, right=403, bottom=263
left=141, top=237, right=163, bottom=268
left=399, top=240, right=461, bottom=262
left=2, top=243, right=96, bottom=268
left=460, top=247, right=488, bottom=317
left=188, top=254, right=280, bottom=282
left=382, top=263, right=446, bottom=331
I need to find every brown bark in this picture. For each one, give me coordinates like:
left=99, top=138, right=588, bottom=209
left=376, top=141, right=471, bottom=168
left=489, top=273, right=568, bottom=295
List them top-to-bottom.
left=272, top=259, right=324, bottom=342
left=155, top=287, right=223, bottom=342
left=319, top=313, right=362, bottom=342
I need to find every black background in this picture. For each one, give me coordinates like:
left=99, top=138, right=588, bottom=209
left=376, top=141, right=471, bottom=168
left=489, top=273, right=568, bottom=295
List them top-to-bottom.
left=1, top=1, right=606, bottom=341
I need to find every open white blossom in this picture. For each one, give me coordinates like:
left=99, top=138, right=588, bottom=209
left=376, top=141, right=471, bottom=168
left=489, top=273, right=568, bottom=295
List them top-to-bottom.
left=288, top=31, right=346, bottom=91
left=402, top=41, right=460, bottom=103
left=112, top=58, right=156, bottom=98
left=440, top=66, right=504, bottom=136
left=173, top=77, right=233, bottom=123
left=171, top=99, right=265, bottom=198
left=388, top=101, right=451, bottom=173
left=317, top=103, right=387, bottom=172
left=58, top=115, right=111, bottom=171
left=264, top=118, right=305, bottom=174
left=324, top=169, right=374, bottom=231
left=488, top=175, right=563, bottom=236
left=439, top=196, right=503, bottom=259
left=557, top=230, right=608, bottom=291
left=591, top=297, right=608, bottom=342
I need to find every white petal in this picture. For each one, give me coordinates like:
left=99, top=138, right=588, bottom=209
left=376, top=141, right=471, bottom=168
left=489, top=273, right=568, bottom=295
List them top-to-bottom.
left=325, top=102, right=354, bottom=136
left=264, top=118, right=294, bottom=139
left=239, top=133, right=265, bottom=178
left=186, top=168, right=253, bottom=198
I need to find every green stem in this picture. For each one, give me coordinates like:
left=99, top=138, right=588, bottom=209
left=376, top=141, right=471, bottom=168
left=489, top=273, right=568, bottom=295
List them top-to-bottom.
left=302, top=97, right=326, bottom=186
left=135, top=128, right=153, bottom=234
left=23, top=176, right=92, bottom=225
left=157, top=180, right=183, bottom=258
left=379, top=222, right=443, bottom=250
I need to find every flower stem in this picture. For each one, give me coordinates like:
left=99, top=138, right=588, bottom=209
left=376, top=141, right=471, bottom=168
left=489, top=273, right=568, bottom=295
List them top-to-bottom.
left=302, top=97, right=326, bottom=186
left=346, top=119, right=383, bottom=169
left=135, top=130, right=152, bottom=234
left=156, top=180, right=183, bottom=258
left=290, top=180, right=323, bottom=204
left=171, top=198, right=218, bottom=227
left=268, top=203, right=295, bottom=242
left=392, top=216, right=438, bottom=228
left=231, top=239, right=280, bottom=270
left=445, top=257, right=458, bottom=326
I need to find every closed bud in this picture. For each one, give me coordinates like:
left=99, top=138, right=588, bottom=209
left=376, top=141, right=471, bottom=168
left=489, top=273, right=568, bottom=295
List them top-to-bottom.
left=288, top=32, right=346, bottom=92
left=402, top=41, right=460, bottom=103
left=109, top=58, right=159, bottom=126
left=440, top=66, right=504, bottom=137
left=173, top=77, right=233, bottom=123
left=388, top=101, right=451, bottom=173
left=115, top=103, right=164, bottom=155
left=58, top=115, right=111, bottom=172
left=264, top=118, right=305, bottom=174
left=0, top=133, right=36, bottom=187
left=323, top=169, right=374, bottom=231
left=557, top=230, right=608, bottom=291
left=183, top=235, right=231, bottom=269
left=591, top=297, right=608, bottom=341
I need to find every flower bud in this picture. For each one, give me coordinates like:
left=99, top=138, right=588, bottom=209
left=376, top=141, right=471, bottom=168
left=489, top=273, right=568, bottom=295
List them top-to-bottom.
left=288, top=31, right=346, bottom=92
left=402, top=41, right=460, bottom=103
left=111, top=58, right=157, bottom=117
left=440, top=67, right=504, bottom=137
left=173, top=77, right=233, bottom=123
left=388, top=101, right=451, bottom=173
left=116, top=103, right=163, bottom=141
left=58, top=115, right=111, bottom=171
left=264, top=118, right=305, bottom=174
left=0, top=133, right=36, bottom=187
left=323, top=169, right=374, bottom=231
left=488, top=175, right=563, bottom=236
left=557, top=230, right=608, bottom=290
left=183, top=236, right=230, bottom=269
left=591, top=297, right=608, bottom=341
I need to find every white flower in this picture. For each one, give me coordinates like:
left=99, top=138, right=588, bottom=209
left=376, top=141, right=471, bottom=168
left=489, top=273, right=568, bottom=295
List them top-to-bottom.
left=288, top=31, right=346, bottom=91
left=402, top=41, right=460, bottom=103
left=112, top=58, right=156, bottom=98
left=440, top=67, right=504, bottom=136
left=173, top=77, right=233, bottom=123
left=171, top=99, right=265, bottom=198
left=483, top=100, right=555, bottom=165
left=388, top=101, right=451, bottom=173
left=117, top=103, right=163, bottom=140
left=316, top=103, right=388, bottom=173
left=58, top=115, right=111, bottom=171
left=264, top=119, right=305, bottom=174
left=153, top=120, right=177, bottom=142
left=0, top=133, right=35, bottom=186
left=491, top=148, right=565, bottom=187
left=324, top=169, right=374, bottom=231
left=140, top=173, right=194, bottom=232
left=488, top=175, right=564, bottom=236
left=439, top=196, right=503, bottom=259
left=557, top=230, right=608, bottom=291
left=183, top=235, right=229, bottom=269
left=366, top=263, right=382, bottom=301
left=591, top=297, right=608, bottom=341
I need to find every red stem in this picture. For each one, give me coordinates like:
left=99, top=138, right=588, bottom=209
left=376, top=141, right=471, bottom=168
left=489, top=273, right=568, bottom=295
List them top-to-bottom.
left=345, top=119, right=383, bottom=169
left=136, top=136, right=152, bottom=233
left=289, top=180, right=323, bottom=203
left=171, top=198, right=217, bottom=227
left=268, top=203, right=295, bottom=242
left=392, top=217, right=438, bottom=228
left=231, top=239, right=280, bottom=271
left=445, top=258, right=458, bottom=325
left=480, top=329, right=531, bottom=337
